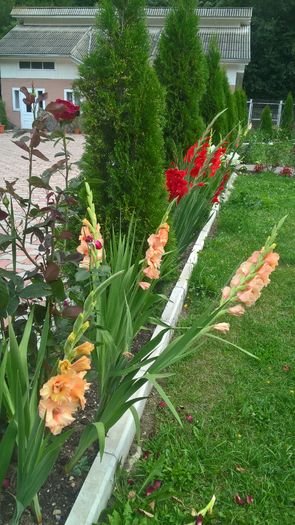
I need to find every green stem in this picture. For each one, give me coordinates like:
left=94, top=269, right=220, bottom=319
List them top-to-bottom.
left=32, top=494, right=42, bottom=524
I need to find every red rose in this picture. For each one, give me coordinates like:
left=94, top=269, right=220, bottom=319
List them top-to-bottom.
left=46, top=99, right=80, bottom=122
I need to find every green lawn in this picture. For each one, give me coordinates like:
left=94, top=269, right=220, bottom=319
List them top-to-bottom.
left=100, top=173, right=295, bottom=525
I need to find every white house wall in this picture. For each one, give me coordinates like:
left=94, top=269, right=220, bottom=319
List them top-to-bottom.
left=1, top=58, right=79, bottom=80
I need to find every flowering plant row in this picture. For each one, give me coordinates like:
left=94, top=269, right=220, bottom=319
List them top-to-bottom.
left=0, top=95, right=283, bottom=524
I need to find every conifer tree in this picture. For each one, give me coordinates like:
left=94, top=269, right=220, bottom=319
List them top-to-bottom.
left=78, top=0, right=167, bottom=241
left=154, top=0, right=207, bottom=162
left=201, top=39, right=227, bottom=141
left=221, top=68, right=238, bottom=136
left=234, top=88, right=248, bottom=127
left=281, top=92, right=294, bottom=137
left=260, top=105, right=273, bottom=137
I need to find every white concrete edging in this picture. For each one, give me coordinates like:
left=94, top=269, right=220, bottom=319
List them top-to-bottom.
left=65, top=173, right=238, bottom=525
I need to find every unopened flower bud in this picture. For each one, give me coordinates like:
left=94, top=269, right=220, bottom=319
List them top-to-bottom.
left=85, top=235, right=94, bottom=243
left=95, top=240, right=102, bottom=250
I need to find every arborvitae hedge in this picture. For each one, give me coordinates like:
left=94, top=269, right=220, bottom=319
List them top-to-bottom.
left=78, top=0, right=168, bottom=242
left=154, top=0, right=207, bottom=162
left=201, top=39, right=227, bottom=141
left=221, top=68, right=238, bottom=137
left=234, top=89, right=248, bottom=128
left=281, top=92, right=294, bottom=137
left=0, top=98, right=8, bottom=126
left=260, top=105, right=273, bottom=137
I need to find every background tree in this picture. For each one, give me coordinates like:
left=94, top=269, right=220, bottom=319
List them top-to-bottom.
left=0, top=0, right=14, bottom=39
left=78, top=0, right=167, bottom=242
left=154, top=0, right=207, bottom=162
left=201, top=39, right=227, bottom=141
left=281, top=92, right=294, bottom=137
left=260, top=105, right=273, bottom=138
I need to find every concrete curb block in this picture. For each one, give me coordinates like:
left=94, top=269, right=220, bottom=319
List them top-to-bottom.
left=65, top=173, right=237, bottom=525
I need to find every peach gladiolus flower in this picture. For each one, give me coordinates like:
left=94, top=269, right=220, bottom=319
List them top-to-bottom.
left=142, top=222, right=169, bottom=282
left=222, top=248, right=279, bottom=309
left=139, top=281, right=151, bottom=290
left=227, top=305, right=245, bottom=317
left=213, top=323, right=230, bottom=333
left=74, top=342, right=95, bottom=356
left=59, top=356, right=91, bottom=375
left=40, top=373, right=89, bottom=408
left=39, top=398, right=76, bottom=436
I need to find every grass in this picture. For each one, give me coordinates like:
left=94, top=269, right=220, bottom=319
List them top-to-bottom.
left=99, top=172, right=295, bottom=525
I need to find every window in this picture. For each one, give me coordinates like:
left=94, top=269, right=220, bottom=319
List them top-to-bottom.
left=19, top=61, right=55, bottom=70
left=19, top=61, right=30, bottom=69
left=31, top=62, right=43, bottom=70
left=12, top=88, right=20, bottom=111
left=64, top=89, right=80, bottom=106
left=64, top=89, right=74, bottom=103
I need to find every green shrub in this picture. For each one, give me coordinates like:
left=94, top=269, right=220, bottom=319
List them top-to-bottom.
left=78, top=0, right=167, bottom=243
left=154, top=0, right=207, bottom=162
left=201, top=39, right=227, bottom=141
left=281, top=92, right=294, bottom=137
left=0, top=98, right=8, bottom=126
left=260, top=105, right=273, bottom=137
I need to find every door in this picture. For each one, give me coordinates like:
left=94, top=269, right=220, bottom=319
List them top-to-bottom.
left=20, top=88, right=46, bottom=129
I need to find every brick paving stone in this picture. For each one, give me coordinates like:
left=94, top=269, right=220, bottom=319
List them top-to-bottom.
left=0, top=131, right=85, bottom=272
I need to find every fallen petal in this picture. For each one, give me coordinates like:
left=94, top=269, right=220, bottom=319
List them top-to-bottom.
left=186, top=414, right=193, bottom=423
left=235, top=494, right=245, bottom=506
left=246, top=495, right=254, bottom=504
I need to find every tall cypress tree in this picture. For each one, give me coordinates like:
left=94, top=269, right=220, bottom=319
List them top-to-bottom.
left=78, top=0, right=167, bottom=241
left=154, top=0, right=207, bottom=162
left=201, top=39, right=227, bottom=141
left=221, top=67, right=238, bottom=136
left=234, top=88, right=248, bottom=127
left=281, top=92, right=294, bottom=137
left=260, top=105, right=273, bottom=138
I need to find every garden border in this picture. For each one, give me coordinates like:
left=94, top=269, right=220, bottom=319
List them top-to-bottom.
left=65, top=173, right=238, bottom=525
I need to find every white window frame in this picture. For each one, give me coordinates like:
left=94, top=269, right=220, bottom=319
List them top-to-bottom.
left=19, top=61, right=55, bottom=70
left=12, top=88, right=20, bottom=111
left=64, top=89, right=75, bottom=104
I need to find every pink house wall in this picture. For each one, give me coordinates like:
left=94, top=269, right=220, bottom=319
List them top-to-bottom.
left=2, top=78, right=76, bottom=127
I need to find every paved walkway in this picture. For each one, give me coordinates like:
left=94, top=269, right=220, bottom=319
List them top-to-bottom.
left=0, top=132, right=85, bottom=272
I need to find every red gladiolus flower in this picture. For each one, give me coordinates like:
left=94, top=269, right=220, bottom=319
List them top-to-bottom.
left=46, top=99, right=80, bottom=122
left=165, top=167, right=188, bottom=202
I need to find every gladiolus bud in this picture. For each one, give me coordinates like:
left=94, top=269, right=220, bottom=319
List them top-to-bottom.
left=95, top=240, right=102, bottom=250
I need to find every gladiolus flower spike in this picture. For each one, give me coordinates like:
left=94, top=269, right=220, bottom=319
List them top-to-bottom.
left=220, top=216, right=287, bottom=310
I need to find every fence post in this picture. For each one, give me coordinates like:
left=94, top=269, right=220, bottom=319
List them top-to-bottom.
left=248, top=99, right=253, bottom=125
left=277, top=100, right=283, bottom=127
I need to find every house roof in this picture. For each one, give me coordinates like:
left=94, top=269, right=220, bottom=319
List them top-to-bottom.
left=0, top=7, right=251, bottom=63
left=11, top=7, right=253, bottom=19
left=0, top=24, right=250, bottom=63
left=0, top=26, right=90, bottom=59
left=200, top=26, right=250, bottom=62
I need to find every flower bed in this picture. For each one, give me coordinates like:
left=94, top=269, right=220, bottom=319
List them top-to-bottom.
left=0, top=91, right=256, bottom=525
